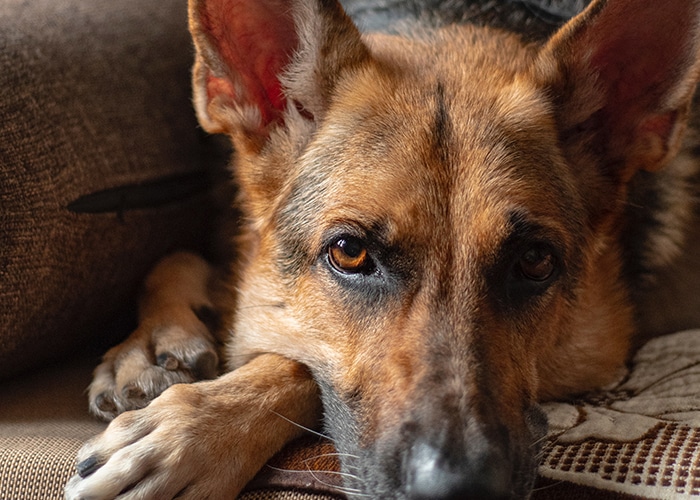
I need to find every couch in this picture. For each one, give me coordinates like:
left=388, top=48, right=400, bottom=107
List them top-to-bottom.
left=2, top=0, right=699, bottom=499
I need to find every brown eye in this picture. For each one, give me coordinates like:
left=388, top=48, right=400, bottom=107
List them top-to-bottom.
left=328, top=237, right=371, bottom=274
left=519, top=245, right=555, bottom=282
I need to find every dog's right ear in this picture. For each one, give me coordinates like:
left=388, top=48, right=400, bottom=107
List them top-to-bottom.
left=188, top=0, right=370, bottom=153
left=536, top=0, right=700, bottom=185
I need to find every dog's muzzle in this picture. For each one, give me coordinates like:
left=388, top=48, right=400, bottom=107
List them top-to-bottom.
left=328, top=400, right=547, bottom=500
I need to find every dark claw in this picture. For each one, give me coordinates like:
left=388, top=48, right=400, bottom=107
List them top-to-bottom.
left=157, top=352, right=180, bottom=371
left=95, top=393, right=118, bottom=414
left=77, top=456, right=101, bottom=478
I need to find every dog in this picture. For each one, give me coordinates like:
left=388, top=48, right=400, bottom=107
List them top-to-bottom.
left=64, top=0, right=700, bottom=498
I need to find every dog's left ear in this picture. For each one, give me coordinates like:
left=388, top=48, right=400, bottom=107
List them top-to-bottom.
left=537, top=0, right=700, bottom=183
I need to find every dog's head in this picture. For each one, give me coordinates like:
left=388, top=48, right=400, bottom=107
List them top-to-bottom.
left=189, top=0, right=700, bottom=497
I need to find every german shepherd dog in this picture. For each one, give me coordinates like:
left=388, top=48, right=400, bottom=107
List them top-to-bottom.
left=65, top=0, right=700, bottom=498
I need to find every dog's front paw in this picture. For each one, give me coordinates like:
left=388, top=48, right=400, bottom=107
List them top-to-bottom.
left=87, top=252, right=221, bottom=421
left=88, top=318, right=219, bottom=421
left=68, top=355, right=322, bottom=500
left=66, top=382, right=248, bottom=500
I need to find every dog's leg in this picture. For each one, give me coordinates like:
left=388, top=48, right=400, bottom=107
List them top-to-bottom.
left=88, top=251, right=221, bottom=420
left=66, top=353, right=321, bottom=499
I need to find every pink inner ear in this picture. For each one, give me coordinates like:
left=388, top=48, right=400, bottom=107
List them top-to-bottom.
left=200, top=0, right=299, bottom=126
left=585, top=0, right=695, bottom=127
left=639, top=112, right=676, bottom=141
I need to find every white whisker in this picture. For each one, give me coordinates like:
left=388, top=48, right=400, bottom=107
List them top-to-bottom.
left=237, top=302, right=286, bottom=311
left=271, top=410, right=333, bottom=440
left=530, top=433, right=552, bottom=449
left=264, top=465, right=371, bottom=497
left=530, top=479, right=565, bottom=492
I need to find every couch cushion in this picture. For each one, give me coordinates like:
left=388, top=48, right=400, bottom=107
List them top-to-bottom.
left=0, top=0, right=223, bottom=379
left=539, top=329, right=700, bottom=498
left=0, top=357, right=106, bottom=500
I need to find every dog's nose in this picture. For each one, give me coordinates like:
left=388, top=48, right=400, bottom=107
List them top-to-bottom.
left=405, top=440, right=511, bottom=500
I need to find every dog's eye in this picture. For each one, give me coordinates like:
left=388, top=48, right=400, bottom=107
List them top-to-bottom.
left=328, top=236, right=372, bottom=274
left=518, top=245, right=556, bottom=282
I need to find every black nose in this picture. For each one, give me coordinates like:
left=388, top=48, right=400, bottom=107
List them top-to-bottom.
left=404, top=440, right=512, bottom=500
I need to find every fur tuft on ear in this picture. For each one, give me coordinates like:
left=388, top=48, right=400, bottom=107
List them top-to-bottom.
left=188, top=0, right=369, bottom=149
left=537, top=0, right=700, bottom=182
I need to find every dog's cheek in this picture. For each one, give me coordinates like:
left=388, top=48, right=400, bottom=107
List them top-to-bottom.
left=534, top=242, right=634, bottom=399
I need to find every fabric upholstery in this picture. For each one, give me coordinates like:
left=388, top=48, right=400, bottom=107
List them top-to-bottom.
left=0, top=0, right=218, bottom=380
left=540, top=330, right=700, bottom=498
left=0, top=357, right=106, bottom=500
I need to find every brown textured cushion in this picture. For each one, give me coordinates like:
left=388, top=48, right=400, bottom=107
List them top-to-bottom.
left=0, top=0, right=220, bottom=379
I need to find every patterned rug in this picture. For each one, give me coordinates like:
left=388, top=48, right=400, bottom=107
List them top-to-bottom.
left=540, top=329, right=700, bottom=498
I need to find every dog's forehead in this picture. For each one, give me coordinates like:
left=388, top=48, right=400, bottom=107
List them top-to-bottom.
left=291, top=34, right=572, bottom=247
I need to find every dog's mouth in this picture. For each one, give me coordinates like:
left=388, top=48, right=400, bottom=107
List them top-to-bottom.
left=318, top=378, right=548, bottom=500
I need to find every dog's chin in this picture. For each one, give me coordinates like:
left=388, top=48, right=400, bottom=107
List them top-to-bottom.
left=319, top=380, right=548, bottom=499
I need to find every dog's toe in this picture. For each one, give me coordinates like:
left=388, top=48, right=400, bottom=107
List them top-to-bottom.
left=87, top=319, right=219, bottom=420
left=152, top=326, right=219, bottom=379
left=156, top=348, right=218, bottom=379
left=117, top=365, right=194, bottom=412
left=121, top=383, right=149, bottom=406
left=93, top=392, right=118, bottom=417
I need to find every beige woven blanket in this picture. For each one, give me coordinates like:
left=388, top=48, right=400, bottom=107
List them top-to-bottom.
left=540, top=329, right=700, bottom=498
